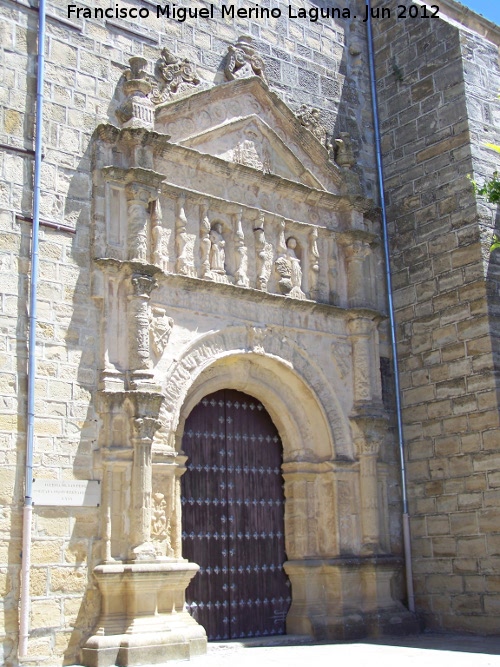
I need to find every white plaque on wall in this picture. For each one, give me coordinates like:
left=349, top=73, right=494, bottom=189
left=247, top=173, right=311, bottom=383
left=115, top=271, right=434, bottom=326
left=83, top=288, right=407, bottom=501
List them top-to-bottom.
left=32, top=479, right=101, bottom=507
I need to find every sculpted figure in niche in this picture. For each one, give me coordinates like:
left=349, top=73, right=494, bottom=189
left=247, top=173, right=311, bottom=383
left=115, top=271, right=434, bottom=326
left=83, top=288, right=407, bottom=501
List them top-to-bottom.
left=274, top=220, right=305, bottom=299
left=209, top=223, right=229, bottom=283
left=286, top=237, right=306, bottom=299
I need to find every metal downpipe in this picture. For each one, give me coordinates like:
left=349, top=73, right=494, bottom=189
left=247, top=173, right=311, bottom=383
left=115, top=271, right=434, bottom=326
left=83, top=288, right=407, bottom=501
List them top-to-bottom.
left=19, top=0, right=47, bottom=656
left=364, top=0, right=415, bottom=613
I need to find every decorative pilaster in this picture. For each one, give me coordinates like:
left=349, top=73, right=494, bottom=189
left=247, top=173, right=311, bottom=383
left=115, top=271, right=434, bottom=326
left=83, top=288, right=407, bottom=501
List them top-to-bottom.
left=125, top=183, right=153, bottom=263
left=175, top=195, right=196, bottom=276
left=151, top=198, right=166, bottom=270
left=199, top=203, right=211, bottom=279
left=233, top=208, right=249, bottom=287
left=254, top=213, right=273, bottom=291
left=308, top=227, right=320, bottom=300
left=328, top=236, right=339, bottom=305
left=342, top=237, right=372, bottom=308
left=128, top=274, right=157, bottom=388
left=348, top=316, right=375, bottom=406
left=129, top=393, right=163, bottom=561
left=358, top=431, right=382, bottom=554
left=173, top=454, right=188, bottom=559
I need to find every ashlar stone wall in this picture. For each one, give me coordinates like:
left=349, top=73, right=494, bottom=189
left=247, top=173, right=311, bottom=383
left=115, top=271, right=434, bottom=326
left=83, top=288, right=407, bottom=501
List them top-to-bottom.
left=373, top=0, right=500, bottom=634
left=0, top=1, right=385, bottom=664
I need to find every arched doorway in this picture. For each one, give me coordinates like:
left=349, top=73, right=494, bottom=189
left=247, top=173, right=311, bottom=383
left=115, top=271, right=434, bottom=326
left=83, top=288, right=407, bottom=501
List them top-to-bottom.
left=181, top=389, right=291, bottom=640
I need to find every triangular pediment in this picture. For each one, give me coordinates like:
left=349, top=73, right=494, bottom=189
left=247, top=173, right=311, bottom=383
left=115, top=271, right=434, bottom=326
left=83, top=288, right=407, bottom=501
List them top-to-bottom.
left=154, top=77, right=343, bottom=193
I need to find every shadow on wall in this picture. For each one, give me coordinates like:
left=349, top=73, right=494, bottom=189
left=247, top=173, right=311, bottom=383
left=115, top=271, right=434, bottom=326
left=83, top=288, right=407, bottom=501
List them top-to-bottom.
left=5, top=6, right=55, bottom=664
left=60, top=138, right=102, bottom=665
left=486, top=205, right=500, bottom=419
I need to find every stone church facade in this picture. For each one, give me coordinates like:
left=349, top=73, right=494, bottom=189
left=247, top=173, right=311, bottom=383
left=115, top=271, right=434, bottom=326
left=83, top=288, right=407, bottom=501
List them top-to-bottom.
left=0, top=0, right=499, bottom=665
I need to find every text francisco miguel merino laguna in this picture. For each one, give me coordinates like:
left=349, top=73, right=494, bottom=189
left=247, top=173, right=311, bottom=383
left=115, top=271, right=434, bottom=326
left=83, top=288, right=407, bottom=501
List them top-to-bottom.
left=67, top=4, right=363, bottom=22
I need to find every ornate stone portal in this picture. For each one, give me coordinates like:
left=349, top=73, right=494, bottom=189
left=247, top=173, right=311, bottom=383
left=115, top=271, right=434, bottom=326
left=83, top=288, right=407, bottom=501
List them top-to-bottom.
left=84, top=48, right=416, bottom=665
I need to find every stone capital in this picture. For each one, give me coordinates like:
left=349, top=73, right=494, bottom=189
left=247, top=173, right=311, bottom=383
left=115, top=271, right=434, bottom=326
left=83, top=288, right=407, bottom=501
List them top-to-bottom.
left=342, top=238, right=371, bottom=262
left=130, top=273, right=158, bottom=299
left=347, top=315, right=376, bottom=337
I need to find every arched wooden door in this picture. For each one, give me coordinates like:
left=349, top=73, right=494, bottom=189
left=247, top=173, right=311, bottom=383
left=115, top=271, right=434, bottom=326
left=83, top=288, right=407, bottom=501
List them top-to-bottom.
left=181, top=389, right=291, bottom=640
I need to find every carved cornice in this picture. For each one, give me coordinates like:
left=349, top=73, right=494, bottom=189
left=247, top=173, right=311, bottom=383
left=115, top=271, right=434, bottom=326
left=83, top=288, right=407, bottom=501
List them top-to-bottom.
left=154, top=76, right=342, bottom=183
left=94, top=123, right=171, bottom=147
left=101, top=165, right=165, bottom=190
left=94, top=257, right=162, bottom=279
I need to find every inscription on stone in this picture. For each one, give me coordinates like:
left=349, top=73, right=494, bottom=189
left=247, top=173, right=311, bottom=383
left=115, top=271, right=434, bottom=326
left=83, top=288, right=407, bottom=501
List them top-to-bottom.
left=32, top=479, right=101, bottom=507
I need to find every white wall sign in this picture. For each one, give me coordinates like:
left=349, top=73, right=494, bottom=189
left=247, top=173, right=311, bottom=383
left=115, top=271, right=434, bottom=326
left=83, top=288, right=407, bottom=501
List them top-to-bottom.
left=32, top=479, right=101, bottom=507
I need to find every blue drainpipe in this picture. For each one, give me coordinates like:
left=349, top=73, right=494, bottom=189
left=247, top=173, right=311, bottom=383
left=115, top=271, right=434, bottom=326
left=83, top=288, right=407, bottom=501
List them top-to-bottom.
left=19, top=0, right=46, bottom=656
left=365, top=0, right=415, bottom=612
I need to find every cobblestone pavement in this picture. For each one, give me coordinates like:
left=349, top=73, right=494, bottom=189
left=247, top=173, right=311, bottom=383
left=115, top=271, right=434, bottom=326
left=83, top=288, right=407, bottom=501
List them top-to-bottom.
left=168, top=634, right=500, bottom=667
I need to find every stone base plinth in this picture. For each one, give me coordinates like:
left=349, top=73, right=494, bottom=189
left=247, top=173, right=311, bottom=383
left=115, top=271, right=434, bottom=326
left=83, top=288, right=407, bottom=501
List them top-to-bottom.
left=284, top=557, right=420, bottom=640
left=81, top=560, right=206, bottom=667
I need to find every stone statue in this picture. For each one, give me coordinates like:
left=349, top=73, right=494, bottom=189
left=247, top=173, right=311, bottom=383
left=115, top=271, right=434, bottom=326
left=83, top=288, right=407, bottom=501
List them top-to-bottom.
left=274, top=220, right=305, bottom=299
left=209, top=223, right=226, bottom=274
left=286, top=237, right=305, bottom=299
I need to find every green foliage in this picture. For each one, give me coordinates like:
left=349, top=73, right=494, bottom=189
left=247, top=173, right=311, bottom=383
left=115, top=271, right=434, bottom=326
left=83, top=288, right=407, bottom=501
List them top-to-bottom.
left=471, top=143, right=500, bottom=204
left=471, top=144, right=500, bottom=254
left=472, top=170, right=500, bottom=204
left=490, top=234, right=500, bottom=253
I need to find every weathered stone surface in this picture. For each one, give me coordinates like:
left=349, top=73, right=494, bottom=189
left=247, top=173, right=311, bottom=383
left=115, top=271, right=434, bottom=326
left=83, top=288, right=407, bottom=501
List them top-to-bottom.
left=2, top=0, right=500, bottom=663
left=374, top=0, right=500, bottom=634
